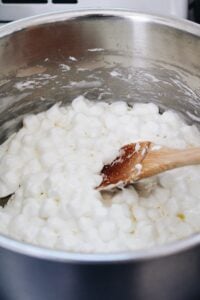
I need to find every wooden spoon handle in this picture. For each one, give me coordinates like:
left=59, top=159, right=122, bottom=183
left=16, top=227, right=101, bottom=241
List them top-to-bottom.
left=139, top=147, right=200, bottom=179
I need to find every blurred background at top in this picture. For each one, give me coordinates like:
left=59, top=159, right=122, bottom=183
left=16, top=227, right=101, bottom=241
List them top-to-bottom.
left=0, top=0, right=199, bottom=23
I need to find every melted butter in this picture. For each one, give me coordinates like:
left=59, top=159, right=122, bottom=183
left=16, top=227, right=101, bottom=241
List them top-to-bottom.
left=177, top=213, right=185, bottom=221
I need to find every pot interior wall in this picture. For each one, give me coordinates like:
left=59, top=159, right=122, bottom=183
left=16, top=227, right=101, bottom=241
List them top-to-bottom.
left=0, top=13, right=200, bottom=144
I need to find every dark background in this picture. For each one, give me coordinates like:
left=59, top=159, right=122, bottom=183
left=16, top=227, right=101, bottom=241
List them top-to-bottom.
left=189, top=0, right=200, bottom=22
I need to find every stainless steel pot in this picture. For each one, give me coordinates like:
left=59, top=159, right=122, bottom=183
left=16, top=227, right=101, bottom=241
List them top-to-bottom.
left=0, top=10, right=200, bottom=300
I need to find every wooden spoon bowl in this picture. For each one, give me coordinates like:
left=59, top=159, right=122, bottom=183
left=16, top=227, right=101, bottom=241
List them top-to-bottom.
left=97, top=141, right=200, bottom=191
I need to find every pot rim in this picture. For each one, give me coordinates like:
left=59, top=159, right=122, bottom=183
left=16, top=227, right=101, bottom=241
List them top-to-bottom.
left=0, top=8, right=200, bottom=38
left=0, top=9, right=200, bottom=263
left=0, top=232, right=200, bottom=263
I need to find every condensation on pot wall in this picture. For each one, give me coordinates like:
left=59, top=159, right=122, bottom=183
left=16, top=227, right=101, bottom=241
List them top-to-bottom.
left=0, top=49, right=200, bottom=144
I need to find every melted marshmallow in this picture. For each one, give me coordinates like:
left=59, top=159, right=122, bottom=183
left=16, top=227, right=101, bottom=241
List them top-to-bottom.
left=0, top=96, right=200, bottom=253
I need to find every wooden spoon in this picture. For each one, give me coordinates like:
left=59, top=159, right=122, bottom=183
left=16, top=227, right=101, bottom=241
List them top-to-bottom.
left=97, top=141, right=200, bottom=190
